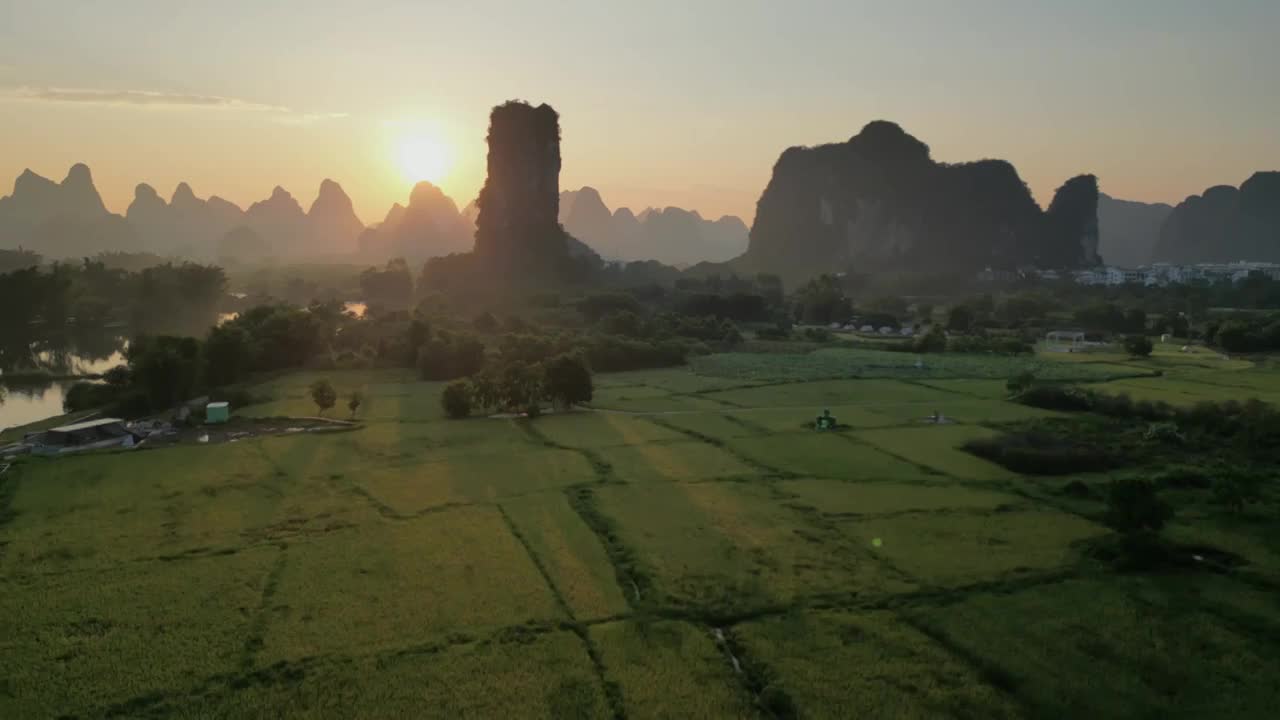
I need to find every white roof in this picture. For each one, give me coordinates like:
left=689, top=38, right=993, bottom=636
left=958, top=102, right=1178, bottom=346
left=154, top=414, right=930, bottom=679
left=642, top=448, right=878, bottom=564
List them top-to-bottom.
left=207, top=402, right=230, bottom=409
left=49, top=417, right=125, bottom=433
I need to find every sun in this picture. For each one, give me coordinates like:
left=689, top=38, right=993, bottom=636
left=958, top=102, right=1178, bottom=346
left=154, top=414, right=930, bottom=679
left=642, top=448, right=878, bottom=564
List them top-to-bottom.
left=397, top=133, right=452, bottom=185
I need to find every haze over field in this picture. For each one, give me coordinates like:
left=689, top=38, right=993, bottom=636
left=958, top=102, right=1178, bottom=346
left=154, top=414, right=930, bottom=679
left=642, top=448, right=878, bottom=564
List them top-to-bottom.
left=2, top=0, right=1278, bottom=233
left=8, top=3, right=1280, bottom=718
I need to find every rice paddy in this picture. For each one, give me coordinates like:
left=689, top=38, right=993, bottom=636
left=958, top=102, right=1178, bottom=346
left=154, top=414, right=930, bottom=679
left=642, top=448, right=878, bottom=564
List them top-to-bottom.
left=3, top=353, right=1279, bottom=717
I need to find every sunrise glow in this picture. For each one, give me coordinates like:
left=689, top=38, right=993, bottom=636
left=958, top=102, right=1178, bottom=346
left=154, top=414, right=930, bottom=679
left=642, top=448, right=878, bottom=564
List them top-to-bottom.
left=397, top=132, right=452, bottom=185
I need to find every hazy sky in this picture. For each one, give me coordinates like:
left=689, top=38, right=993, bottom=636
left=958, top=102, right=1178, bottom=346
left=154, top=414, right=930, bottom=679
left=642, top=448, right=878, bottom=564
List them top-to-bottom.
left=1, top=0, right=1277, bottom=225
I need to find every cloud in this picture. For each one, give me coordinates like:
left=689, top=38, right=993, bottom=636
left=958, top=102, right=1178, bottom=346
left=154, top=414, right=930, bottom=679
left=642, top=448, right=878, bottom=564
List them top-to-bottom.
left=4, top=85, right=290, bottom=112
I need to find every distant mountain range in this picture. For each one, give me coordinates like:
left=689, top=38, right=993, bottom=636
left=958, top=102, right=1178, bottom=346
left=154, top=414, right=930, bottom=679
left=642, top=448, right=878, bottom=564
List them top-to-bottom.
left=0, top=164, right=367, bottom=262
left=0, top=165, right=744, bottom=267
left=1152, top=172, right=1280, bottom=264
left=358, top=181, right=472, bottom=262
left=558, top=187, right=748, bottom=265
left=1096, top=193, right=1172, bottom=268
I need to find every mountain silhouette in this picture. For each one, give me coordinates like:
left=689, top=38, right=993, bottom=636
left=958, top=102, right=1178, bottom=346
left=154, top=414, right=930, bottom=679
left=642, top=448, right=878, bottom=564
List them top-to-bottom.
left=731, top=120, right=1099, bottom=283
left=0, top=164, right=138, bottom=257
left=1153, top=172, right=1280, bottom=263
left=307, top=179, right=365, bottom=256
left=127, top=181, right=247, bottom=256
left=358, top=181, right=472, bottom=262
left=245, top=186, right=308, bottom=258
left=557, top=186, right=748, bottom=265
left=1096, top=193, right=1172, bottom=267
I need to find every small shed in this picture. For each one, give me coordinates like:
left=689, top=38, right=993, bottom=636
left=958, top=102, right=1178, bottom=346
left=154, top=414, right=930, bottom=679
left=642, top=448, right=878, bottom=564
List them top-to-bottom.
left=206, top=402, right=230, bottom=424
left=26, top=418, right=140, bottom=456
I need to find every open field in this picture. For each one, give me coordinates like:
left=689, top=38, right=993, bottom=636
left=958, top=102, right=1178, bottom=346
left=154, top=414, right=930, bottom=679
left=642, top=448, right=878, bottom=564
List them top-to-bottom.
left=3, top=352, right=1280, bottom=717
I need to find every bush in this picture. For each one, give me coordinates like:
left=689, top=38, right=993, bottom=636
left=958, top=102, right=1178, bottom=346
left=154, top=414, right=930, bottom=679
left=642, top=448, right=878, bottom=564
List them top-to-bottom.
left=914, top=326, right=947, bottom=353
left=802, top=327, right=833, bottom=342
left=1123, top=334, right=1154, bottom=358
left=1006, top=371, right=1036, bottom=396
left=309, top=379, right=337, bottom=416
left=441, top=381, right=473, bottom=419
left=1017, top=385, right=1095, bottom=412
left=964, top=432, right=1116, bottom=474
left=1212, top=470, right=1263, bottom=513
left=1105, top=478, right=1171, bottom=533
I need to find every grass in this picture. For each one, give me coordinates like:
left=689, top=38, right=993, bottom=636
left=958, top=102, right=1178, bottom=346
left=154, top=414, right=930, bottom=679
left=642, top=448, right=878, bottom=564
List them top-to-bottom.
left=692, top=347, right=1152, bottom=383
left=3, top=351, right=1279, bottom=716
left=533, top=411, right=687, bottom=448
left=855, top=425, right=1016, bottom=481
left=725, top=433, right=933, bottom=480
left=594, top=440, right=761, bottom=483
left=354, top=448, right=597, bottom=514
left=778, top=479, right=1019, bottom=516
left=592, top=481, right=912, bottom=615
left=501, top=492, right=631, bottom=620
left=259, top=507, right=564, bottom=662
left=843, top=510, right=1106, bottom=585
left=0, top=547, right=279, bottom=718
left=908, top=576, right=1280, bottom=718
left=734, top=609, right=1022, bottom=718
left=591, top=620, right=755, bottom=718
left=159, top=630, right=612, bottom=718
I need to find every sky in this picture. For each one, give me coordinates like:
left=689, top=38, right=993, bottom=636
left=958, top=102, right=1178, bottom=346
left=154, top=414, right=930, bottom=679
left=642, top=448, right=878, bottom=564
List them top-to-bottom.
left=1, top=0, right=1277, bottom=226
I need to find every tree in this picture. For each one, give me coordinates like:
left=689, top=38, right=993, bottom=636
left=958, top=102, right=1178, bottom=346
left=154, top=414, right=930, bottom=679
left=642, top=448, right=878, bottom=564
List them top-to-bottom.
left=946, top=305, right=974, bottom=333
left=1124, top=308, right=1147, bottom=334
left=204, top=324, right=252, bottom=387
left=914, top=326, right=947, bottom=353
left=1123, top=334, right=1153, bottom=358
left=127, top=335, right=203, bottom=412
left=543, top=354, right=593, bottom=409
left=1006, top=371, right=1036, bottom=395
left=309, top=379, right=337, bottom=416
left=441, top=381, right=472, bottom=419
left=347, top=390, right=364, bottom=420
left=1212, top=470, right=1263, bottom=513
left=1105, top=478, right=1171, bottom=535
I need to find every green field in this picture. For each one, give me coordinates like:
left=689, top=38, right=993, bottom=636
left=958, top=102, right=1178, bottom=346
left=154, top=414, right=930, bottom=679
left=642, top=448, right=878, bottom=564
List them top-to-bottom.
left=4, top=353, right=1280, bottom=717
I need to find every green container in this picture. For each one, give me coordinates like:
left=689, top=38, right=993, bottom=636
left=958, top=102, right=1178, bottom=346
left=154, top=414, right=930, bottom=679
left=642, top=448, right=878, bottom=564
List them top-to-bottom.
left=206, top=401, right=230, bottom=424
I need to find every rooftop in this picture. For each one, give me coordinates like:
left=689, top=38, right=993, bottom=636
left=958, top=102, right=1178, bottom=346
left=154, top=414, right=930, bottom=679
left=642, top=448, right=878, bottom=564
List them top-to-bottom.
left=49, top=417, right=125, bottom=434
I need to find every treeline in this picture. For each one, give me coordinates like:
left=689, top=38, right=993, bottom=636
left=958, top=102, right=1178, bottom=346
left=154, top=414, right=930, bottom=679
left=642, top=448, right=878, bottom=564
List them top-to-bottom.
left=0, top=257, right=226, bottom=338
left=63, top=292, right=721, bottom=417
left=1205, top=314, right=1280, bottom=354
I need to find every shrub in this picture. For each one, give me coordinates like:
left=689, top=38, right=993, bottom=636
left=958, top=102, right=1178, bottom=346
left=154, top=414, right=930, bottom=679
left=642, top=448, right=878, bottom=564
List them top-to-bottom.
left=913, top=326, right=947, bottom=353
left=802, top=327, right=833, bottom=342
left=1123, top=334, right=1154, bottom=358
left=1006, top=371, right=1036, bottom=396
left=309, top=379, right=337, bottom=416
left=441, top=381, right=472, bottom=419
left=1017, top=385, right=1095, bottom=412
left=347, top=390, right=364, bottom=419
left=964, top=432, right=1115, bottom=474
left=1212, top=470, right=1263, bottom=513
left=1105, top=478, right=1171, bottom=533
